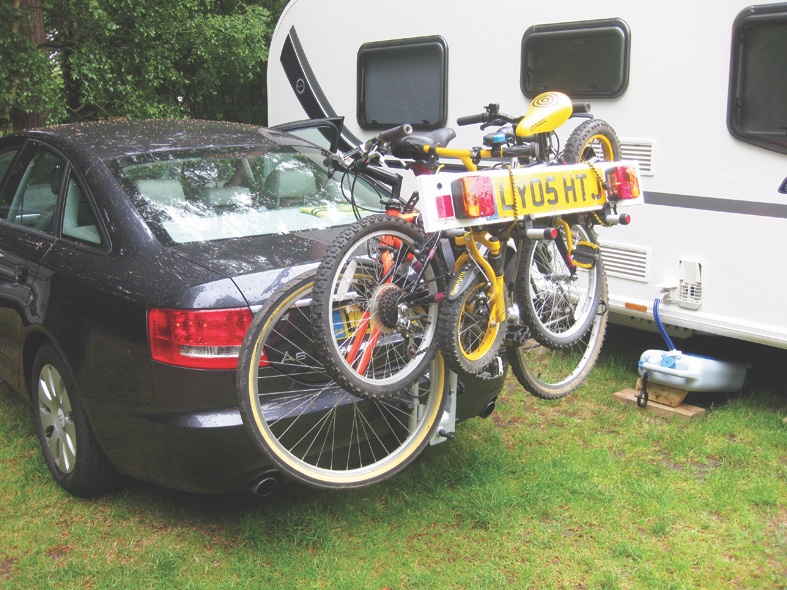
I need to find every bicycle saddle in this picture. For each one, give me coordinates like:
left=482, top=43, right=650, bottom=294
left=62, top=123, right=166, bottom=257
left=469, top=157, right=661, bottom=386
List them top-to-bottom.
left=516, top=92, right=573, bottom=137
left=389, top=128, right=457, bottom=160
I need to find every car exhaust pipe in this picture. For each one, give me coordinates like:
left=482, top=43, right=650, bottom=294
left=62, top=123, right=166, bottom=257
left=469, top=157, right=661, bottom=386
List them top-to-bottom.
left=479, top=397, right=497, bottom=419
left=249, top=471, right=281, bottom=497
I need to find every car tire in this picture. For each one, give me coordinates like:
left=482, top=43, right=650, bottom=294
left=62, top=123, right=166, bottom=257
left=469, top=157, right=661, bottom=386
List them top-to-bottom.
left=31, top=344, right=122, bottom=497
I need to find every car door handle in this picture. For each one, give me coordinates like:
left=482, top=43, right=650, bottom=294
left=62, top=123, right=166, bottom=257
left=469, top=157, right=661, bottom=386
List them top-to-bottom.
left=14, top=265, right=30, bottom=284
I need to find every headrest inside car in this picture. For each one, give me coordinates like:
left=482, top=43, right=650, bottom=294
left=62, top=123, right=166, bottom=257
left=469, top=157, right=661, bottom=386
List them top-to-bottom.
left=263, top=166, right=317, bottom=206
left=135, top=179, right=186, bottom=206
left=200, top=186, right=252, bottom=208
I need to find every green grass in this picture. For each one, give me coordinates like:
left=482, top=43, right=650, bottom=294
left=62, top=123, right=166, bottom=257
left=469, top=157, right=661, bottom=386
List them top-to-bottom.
left=1, top=326, right=785, bottom=589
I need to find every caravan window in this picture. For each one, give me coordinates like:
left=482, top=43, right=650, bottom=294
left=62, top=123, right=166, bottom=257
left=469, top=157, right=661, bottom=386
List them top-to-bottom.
left=728, top=4, right=787, bottom=155
left=521, top=19, right=630, bottom=99
left=357, top=36, right=448, bottom=130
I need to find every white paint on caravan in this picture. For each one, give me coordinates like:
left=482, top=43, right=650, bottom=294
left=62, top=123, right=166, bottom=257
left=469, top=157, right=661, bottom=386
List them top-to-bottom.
left=268, top=0, right=787, bottom=349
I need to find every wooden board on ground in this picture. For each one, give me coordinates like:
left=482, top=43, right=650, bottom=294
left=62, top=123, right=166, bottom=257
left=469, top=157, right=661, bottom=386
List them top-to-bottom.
left=634, top=378, right=689, bottom=407
left=612, top=388, right=706, bottom=421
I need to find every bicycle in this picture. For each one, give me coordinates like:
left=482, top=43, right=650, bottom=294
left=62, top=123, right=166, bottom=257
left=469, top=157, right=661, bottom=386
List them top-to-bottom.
left=310, top=91, right=640, bottom=400
left=236, top=92, right=641, bottom=489
left=236, top=271, right=451, bottom=489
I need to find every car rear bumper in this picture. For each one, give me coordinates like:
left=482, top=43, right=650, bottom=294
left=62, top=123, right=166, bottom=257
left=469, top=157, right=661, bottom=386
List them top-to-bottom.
left=83, top=367, right=504, bottom=494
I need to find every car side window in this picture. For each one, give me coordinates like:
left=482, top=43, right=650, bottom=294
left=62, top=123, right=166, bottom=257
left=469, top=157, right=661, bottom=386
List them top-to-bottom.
left=3, top=145, right=65, bottom=235
left=0, top=149, right=20, bottom=219
left=0, top=149, right=17, bottom=187
left=62, top=177, right=104, bottom=246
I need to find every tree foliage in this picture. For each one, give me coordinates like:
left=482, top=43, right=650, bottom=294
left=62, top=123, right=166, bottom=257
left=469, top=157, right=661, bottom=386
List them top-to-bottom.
left=1, top=0, right=285, bottom=132
left=1, top=0, right=66, bottom=130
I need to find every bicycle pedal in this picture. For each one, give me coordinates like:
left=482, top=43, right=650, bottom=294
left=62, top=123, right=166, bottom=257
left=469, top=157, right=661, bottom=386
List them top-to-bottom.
left=572, top=242, right=599, bottom=267
left=504, top=325, right=531, bottom=346
left=477, top=356, right=505, bottom=381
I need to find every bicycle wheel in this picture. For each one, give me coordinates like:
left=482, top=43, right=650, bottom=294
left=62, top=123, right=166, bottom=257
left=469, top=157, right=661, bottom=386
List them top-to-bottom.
left=563, top=118, right=621, bottom=164
left=311, top=214, right=446, bottom=400
left=517, top=223, right=603, bottom=348
left=438, top=271, right=507, bottom=376
left=237, top=272, right=449, bottom=489
left=508, top=274, right=608, bottom=400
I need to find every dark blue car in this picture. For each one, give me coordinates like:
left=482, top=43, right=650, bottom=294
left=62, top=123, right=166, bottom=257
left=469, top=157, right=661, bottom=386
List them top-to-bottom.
left=0, top=119, right=502, bottom=496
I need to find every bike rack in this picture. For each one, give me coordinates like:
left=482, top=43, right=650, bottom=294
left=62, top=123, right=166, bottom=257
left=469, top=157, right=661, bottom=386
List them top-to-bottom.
left=429, top=352, right=506, bottom=445
left=431, top=370, right=458, bottom=445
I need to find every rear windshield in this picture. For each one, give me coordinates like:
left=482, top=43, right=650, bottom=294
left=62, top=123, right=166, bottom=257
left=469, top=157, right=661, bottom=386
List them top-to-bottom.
left=110, top=143, right=383, bottom=244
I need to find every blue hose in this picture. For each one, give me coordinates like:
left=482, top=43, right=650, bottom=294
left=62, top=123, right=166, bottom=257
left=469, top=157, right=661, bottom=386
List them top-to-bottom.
left=653, top=297, right=676, bottom=351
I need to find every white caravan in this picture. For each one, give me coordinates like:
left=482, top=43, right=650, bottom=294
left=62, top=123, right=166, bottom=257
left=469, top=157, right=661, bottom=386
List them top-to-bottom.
left=267, top=0, right=787, bottom=349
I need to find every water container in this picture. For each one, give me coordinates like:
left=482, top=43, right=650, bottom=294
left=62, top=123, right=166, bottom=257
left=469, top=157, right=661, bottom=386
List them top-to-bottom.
left=638, top=350, right=749, bottom=393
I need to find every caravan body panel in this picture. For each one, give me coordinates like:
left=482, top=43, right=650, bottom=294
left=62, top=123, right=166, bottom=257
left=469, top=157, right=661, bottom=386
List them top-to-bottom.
left=268, top=0, right=787, bottom=349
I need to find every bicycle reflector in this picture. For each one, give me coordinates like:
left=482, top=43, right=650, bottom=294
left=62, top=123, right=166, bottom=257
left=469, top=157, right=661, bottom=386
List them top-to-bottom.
left=606, top=165, right=641, bottom=200
left=451, top=176, right=496, bottom=218
left=434, top=193, right=455, bottom=219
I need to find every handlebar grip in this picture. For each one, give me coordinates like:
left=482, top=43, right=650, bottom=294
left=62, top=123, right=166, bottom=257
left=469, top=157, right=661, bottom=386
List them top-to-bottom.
left=571, top=101, right=591, bottom=115
left=457, top=113, right=488, bottom=126
left=377, top=124, right=413, bottom=144
left=500, top=143, right=540, bottom=159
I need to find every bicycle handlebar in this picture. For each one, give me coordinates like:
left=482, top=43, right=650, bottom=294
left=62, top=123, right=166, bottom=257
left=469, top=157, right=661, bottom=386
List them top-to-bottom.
left=458, top=100, right=593, bottom=129
left=571, top=102, right=591, bottom=115
left=457, top=103, right=518, bottom=127
left=457, top=107, right=518, bottom=128
left=456, top=113, right=489, bottom=127
left=361, top=124, right=414, bottom=158
left=377, top=124, right=413, bottom=144
left=326, top=125, right=410, bottom=198
left=498, top=143, right=539, bottom=159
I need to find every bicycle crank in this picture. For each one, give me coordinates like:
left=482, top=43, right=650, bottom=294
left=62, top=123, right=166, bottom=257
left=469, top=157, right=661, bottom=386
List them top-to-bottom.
left=504, top=324, right=531, bottom=346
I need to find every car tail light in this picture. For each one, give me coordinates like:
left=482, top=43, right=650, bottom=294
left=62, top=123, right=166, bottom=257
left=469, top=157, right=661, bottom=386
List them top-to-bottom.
left=606, top=165, right=641, bottom=200
left=452, top=176, right=496, bottom=218
left=148, top=308, right=265, bottom=370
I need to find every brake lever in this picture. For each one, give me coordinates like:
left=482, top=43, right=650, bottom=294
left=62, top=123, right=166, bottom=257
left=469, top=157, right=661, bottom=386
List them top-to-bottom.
left=321, top=152, right=354, bottom=190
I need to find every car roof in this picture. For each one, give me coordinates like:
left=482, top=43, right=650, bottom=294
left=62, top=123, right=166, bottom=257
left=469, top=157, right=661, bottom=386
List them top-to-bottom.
left=18, top=119, right=285, bottom=160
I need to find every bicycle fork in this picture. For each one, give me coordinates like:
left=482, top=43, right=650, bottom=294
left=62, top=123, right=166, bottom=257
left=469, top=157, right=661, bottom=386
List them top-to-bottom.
left=449, top=231, right=506, bottom=327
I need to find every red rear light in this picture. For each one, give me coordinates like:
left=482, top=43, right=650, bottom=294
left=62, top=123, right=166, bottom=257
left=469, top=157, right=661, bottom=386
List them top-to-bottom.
left=606, top=165, right=641, bottom=200
left=452, top=176, right=496, bottom=218
left=435, top=193, right=455, bottom=219
left=148, top=308, right=265, bottom=370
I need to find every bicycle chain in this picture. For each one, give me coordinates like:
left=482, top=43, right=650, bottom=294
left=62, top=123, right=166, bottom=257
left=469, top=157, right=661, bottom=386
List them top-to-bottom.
left=586, top=162, right=618, bottom=228
left=502, top=165, right=521, bottom=240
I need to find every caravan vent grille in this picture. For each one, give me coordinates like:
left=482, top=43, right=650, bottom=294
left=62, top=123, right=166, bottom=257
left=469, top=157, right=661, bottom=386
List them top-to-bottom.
left=620, top=140, right=655, bottom=176
left=599, top=242, right=649, bottom=282
left=677, top=260, right=703, bottom=310
left=679, top=282, right=703, bottom=307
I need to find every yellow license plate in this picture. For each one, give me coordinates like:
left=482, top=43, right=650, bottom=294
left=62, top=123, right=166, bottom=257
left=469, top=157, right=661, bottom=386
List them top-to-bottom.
left=417, top=162, right=619, bottom=233
left=494, top=166, right=606, bottom=219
